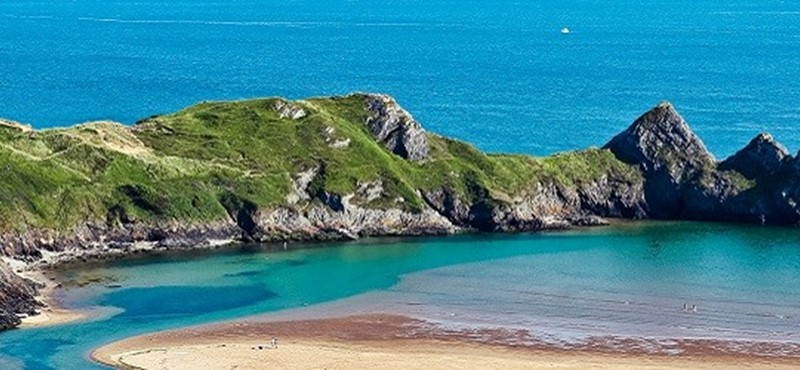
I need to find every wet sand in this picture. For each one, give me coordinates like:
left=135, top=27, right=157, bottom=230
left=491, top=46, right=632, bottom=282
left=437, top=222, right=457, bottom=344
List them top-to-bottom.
left=17, top=269, right=86, bottom=329
left=18, top=306, right=85, bottom=329
left=92, top=314, right=800, bottom=370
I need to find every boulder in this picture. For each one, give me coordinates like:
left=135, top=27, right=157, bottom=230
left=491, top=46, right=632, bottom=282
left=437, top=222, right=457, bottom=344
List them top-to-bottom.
left=0, top=262, right=40, bottom=331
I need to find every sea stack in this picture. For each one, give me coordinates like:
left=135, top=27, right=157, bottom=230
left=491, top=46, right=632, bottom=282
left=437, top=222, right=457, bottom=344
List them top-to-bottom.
left=603, top=101, right=714, bottom=218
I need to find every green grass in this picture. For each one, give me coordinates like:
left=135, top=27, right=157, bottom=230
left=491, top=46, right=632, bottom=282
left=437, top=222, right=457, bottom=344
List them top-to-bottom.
left=0, top=94, right=644, bottom=232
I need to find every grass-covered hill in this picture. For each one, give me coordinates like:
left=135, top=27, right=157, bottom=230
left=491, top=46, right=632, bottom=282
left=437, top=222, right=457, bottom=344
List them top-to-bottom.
left=4, top=92, right=798, bottom=263
left=0, top=93, right=644, bottom=258
left=5, top=93, right=800, bottom=332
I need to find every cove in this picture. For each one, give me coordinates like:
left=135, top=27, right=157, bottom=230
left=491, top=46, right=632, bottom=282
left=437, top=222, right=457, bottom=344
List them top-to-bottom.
left=2, top=221, right=800, bottom=369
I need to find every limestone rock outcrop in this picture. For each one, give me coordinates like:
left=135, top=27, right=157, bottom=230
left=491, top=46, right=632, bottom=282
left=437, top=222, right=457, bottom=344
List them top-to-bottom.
left=362, top=94, right=430, bottom=161
left=272, top=100, right=307, bottom=120
left=604, top=101, right=715, bottom=218
left=719, top=133, right=790, bottom=180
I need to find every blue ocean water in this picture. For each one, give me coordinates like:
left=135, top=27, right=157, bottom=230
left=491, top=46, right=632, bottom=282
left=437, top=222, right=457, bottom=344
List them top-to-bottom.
left=2, top=0, right=800, bottom=157
left=3, top=1, right=800, bottom=369
left=2, top=223, right=800, bottom=369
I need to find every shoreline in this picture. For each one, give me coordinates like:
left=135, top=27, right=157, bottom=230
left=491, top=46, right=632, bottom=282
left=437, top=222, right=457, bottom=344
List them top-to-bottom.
left=1, top=218, right=660, bottom=331
left=3, top=223, right=636, bottom=331
left=0, top=237, right=239, bottom=331
left=8, top=265, right=88, bottom=329
left=92, top=314, right=800, bottom=370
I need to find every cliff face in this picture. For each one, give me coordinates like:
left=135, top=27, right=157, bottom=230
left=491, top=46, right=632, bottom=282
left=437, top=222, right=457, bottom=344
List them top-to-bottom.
left=1, top=94, right=800, bottom=331
left=604, top=101, right=715, bottom=218
left=605, top=102, right=800, bottom=225
left=421, top=158, right=647, bottom=232
left=0, top=262, right=39, bottom=330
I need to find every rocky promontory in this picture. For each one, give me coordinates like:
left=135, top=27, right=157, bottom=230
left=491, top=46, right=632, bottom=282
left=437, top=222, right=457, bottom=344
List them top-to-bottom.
left=0, top=94, right=799, bottom=330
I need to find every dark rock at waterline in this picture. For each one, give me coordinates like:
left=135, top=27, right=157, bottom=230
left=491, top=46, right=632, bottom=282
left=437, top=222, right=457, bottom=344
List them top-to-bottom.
left=603, top=102, right=800, bottom=226
left=0, top=262, right=40, bottom=331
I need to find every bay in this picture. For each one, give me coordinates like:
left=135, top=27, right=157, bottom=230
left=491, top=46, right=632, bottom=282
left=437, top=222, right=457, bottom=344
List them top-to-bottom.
left=2, top=222, right=800, bottom=369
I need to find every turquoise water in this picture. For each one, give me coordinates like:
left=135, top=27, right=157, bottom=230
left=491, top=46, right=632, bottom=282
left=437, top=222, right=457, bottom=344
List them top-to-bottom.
left=2, top=0, right=800, bottom=156
left=2, top=3, right=800, bottom=366
left=2, top=222, right=800, bottom=368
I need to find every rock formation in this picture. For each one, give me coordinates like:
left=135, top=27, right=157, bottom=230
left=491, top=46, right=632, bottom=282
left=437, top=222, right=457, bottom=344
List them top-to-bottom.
left=2, top=94, right=800, bottom=331
left=363, top=94, right=430, bottom=161
left=272, top=100, right=307, bottom=120
left=604, top=101, right=715, bottom=218
left=605, top=101, right=800, bottom=225
left=719, top=133, right=790, bottom=180
left=0, top=262, right=39, bottom=330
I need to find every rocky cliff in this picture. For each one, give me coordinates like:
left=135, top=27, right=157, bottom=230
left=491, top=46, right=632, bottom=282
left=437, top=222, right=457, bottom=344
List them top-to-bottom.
left=0, top=94, right=798, bottom=330
left=364, top=94, right=430, bottom=161
left=604, top=101, right=715, bottom=218
left=605, top=101, right=800, bottom=225
left=719, top=133, right=789, bottom=180
left=0, top=262, right=39, bottom=330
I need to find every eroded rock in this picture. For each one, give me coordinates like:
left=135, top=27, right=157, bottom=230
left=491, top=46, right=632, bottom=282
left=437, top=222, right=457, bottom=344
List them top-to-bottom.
left=362, top=94, right=429, bottom=161
left=272, top=100, right=307, bottom=120
left=604, top=101, right=714, bottom=218
left=719, top=133, right=790, bottom=180
left=0, top=262, right=40, bottom=331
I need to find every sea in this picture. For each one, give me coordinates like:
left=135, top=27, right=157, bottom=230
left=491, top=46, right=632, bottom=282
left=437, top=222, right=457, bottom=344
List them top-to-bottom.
left=1, top=0, right=800, bottom=157
left=2, top=0, right=800, bottom=369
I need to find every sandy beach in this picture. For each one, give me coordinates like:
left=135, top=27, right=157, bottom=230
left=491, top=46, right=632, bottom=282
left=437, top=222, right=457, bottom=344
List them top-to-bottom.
left=14, top=268, right=86, bottom=329
left=92, top=314, right=800, bottom=370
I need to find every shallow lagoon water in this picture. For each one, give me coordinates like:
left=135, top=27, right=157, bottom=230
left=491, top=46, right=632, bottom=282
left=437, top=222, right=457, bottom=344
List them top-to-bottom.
left=2, top=0, right=800, bottom=156
left=2, top=0, right=800, bottom=368
left=2, top=222, right=800, bottom=368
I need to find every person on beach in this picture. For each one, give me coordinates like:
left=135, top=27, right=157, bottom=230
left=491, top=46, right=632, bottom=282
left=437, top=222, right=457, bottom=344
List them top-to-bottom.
left=271, top=337, right=278, bottom=349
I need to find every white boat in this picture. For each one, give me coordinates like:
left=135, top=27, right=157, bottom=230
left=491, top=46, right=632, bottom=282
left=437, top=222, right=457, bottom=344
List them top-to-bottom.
left=560, top=27, right=571, bottom=34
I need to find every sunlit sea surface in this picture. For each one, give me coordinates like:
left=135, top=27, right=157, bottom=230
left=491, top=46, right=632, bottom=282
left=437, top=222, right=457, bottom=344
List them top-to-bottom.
left=1, top=0, right=800, bottom=156
left=2, top=1, right=800, bottom=368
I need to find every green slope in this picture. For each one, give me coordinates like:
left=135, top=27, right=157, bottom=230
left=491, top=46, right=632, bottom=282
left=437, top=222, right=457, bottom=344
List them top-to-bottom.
left=0, top=94, right=642, bottom=233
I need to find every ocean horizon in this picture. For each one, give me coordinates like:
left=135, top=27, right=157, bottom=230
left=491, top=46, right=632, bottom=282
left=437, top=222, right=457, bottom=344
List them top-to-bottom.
left=1, top=0, right=799, bottom=157
left=2, top=1, right=800, bottom=369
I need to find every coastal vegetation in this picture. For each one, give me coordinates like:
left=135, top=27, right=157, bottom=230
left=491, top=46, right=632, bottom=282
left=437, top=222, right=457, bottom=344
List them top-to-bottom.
left=1, top=93, right=799, bottom=331
left=0, top=94, right=641, bottom=237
